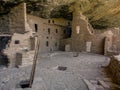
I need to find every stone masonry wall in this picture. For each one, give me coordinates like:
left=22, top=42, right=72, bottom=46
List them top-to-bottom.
left=3, top=3, right=35, bottom=67
left=9, top=3, right=26, bottom=34
left=61, top=10, right=120, bottom=54
left=70, top=11, right=94, bottom=52
left=0, top=15, right=9, bottom=33
left=27, top=15, right=68, bottom=53
left=4, top=33, right=33, bottom=67
left=90, top=35, right=105, bottom=54
left=112, top=35, right=120, bottom=52
left=60, top=38, right=71, bottom=51
left=108, top=55, right=120, bottom=85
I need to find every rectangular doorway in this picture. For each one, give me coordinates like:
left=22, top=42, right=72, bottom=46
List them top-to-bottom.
left=86, top=42, right=92, bottom=52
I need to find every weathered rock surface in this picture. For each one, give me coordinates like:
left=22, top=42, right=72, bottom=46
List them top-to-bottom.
left=0, top=0, right=120, bottom=29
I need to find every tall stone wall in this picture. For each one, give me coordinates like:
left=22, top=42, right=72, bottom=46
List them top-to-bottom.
left=9, top=3, right=26, bottom=34
left=61, top=10, right=120, bottom=55
left=70, top=11, right=94, bottom=52
left=0, top=15, right=9, bottom=33
left=27, top=15, right=67, bottom=53
left=46, top=18, right=71, bottom=26
left=90, top=35, right=105, bottom=54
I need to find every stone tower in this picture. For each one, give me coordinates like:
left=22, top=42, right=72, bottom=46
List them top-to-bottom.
left=71, top=8, right=94, bottom=52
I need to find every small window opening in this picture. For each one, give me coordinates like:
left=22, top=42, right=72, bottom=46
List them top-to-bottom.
left=48, top=20, right=50, bottom=23
left=52, top=20, right=54, bottom=23
left=68, top=22, right=70, bottom=26
left=35, top=24, right=38, bottom=32
left=48, top=28, right=50, bottom=34
left=56, top=29, right=58, bottom=33
left=64, top=30, right=66, bottom=34
left=15, top=40, right=20, bottom=44
left=46, top=41, right=49, bottom=47
left=55, top=42, right=57, bottom=47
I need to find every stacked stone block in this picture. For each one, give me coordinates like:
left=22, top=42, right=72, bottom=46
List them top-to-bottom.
left=9, top=3, right=26, bottom=34
left=108, top=55, right=120, bottom=85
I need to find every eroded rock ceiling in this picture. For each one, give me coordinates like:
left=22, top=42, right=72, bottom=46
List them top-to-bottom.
left=0, top=0, right=120, bottom=29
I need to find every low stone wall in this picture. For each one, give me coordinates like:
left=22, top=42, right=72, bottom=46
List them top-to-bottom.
left=3, top=32, right=34, bottom=68
left=60, top=38, right=71, bottom=51
left=108, top=55, right=120, bottom=85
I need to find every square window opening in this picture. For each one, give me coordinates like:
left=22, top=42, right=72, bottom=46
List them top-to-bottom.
left=15, top=40, right=20, bottom=44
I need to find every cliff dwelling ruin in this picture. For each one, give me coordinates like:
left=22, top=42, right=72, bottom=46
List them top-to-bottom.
left=0, top=2, right=120, bottom=90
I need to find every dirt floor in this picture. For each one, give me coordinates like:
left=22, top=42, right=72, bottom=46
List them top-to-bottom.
left=0, top=52, right=118, bottom=90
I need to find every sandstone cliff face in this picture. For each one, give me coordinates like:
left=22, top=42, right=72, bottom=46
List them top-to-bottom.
left=0, top=0, right=120, bottom=29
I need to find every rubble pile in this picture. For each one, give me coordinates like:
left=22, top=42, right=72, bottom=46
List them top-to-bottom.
left=108, top=55, right=120, bottom=85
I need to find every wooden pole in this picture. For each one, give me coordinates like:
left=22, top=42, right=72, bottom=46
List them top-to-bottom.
left=29, top=36, right=40, bottom=88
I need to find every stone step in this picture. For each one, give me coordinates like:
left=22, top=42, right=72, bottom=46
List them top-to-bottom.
left=83, top=79, right=96, bottom=90
left=90, top=80, right=98, bottom=85
left=98, top=80, right=110, bottom=89
left=94, top=85, right=105, bottom=90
